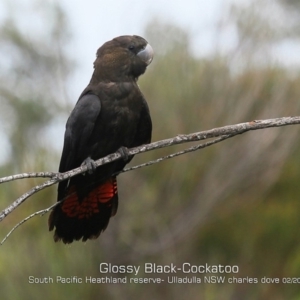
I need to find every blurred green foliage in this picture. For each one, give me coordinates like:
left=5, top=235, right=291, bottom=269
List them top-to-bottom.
left=1, top=1, right=300, bottom=299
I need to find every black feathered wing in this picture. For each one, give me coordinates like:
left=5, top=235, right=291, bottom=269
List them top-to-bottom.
left=49, top=85, right=151, bottom=243
left=48, top=94, right=119, bottom=243
left=57, top=94, right=101, bottom=201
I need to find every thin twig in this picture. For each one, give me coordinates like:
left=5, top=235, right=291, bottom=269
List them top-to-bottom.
left=120, top=134, right=234, bottom=174
left=0, top=172, right=56, bottom=184
left=0, top=178, right=57, bottom=222
left=0, top=202, right=59, bottom=245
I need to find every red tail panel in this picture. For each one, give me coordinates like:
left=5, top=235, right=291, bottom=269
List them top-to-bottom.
left=48, top=177, right=118, bottom=243
left=61, top=178, right=117, bottom=219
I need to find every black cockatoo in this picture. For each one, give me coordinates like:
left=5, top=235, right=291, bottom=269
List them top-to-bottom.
left=48, top=35, right=153, bottom=243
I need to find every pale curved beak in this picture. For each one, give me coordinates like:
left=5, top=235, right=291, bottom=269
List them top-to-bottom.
left=137, top=43, right=154, bottom=65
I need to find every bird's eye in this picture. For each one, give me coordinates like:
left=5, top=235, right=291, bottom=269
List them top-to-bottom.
left=128, top=44, right=135, bottom=51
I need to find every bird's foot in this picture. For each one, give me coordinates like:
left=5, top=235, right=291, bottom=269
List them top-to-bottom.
left=117, top=146, right=130, bottom=162
left=81, top=157, right=97, bottom=174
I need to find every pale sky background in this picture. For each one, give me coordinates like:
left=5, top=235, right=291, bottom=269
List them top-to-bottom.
left=0, top=0, right=299, bottom=164
left=0, top=0, right=297, bottom=101
left=0, top=0, right=240, bottom=163
left=59, top=0, right=241, bottom=99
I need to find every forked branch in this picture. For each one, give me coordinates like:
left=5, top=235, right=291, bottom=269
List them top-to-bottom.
left=1, top=116, right=300, bottom=244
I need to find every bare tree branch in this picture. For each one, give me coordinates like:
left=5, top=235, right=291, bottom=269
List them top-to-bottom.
left=1, top=116, right=300, bottom=239
left=1, top=116, right=299, bottom=184
left=0, top=134, right=233, bottom=245
left=120, top=134, right=234, bottom=174
left=0, top=172, right=56, bottom=184
left=0, top=202, right=59, bottom=245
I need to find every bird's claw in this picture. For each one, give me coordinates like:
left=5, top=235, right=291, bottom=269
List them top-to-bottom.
left=117, top=146, right=130, bottom=162
left=81, top=157, right=97, bottom=174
